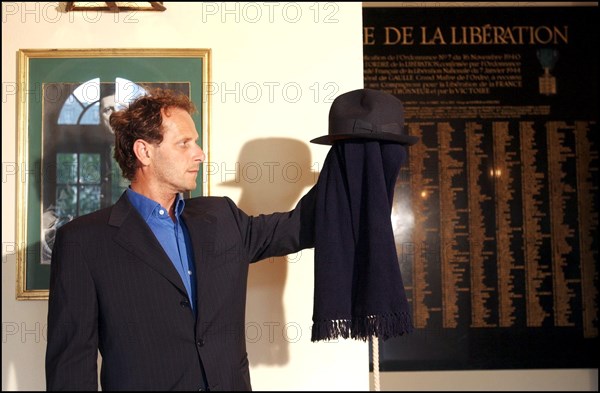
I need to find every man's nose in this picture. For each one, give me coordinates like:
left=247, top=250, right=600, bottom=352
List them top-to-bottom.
left=196, top=146, right=206, bottom=162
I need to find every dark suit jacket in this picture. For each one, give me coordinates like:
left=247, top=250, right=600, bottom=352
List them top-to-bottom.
left=45, top=188, right=316, bottom=391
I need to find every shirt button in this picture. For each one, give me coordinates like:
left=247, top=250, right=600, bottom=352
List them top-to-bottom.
left=158, top=209, right=165, bottom=215
left=188, top=270, right=192, bottom=276
left=197, top=339, right=204, bottom=347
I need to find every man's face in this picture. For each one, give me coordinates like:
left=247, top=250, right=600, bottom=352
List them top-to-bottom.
left=100, top=95, right=117, bottom=133
left=148, top=107, right=205, bottom=193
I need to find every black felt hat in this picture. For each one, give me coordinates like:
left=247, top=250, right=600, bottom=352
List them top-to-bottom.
left=310, top=88, right=418, bottom=146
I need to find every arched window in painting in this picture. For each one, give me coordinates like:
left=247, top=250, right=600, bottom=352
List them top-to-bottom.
left=42, top=78, right=147, bottom=263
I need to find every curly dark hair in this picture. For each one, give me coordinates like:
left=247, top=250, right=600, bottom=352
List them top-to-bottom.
left=110, top=88, right=196, bottom=181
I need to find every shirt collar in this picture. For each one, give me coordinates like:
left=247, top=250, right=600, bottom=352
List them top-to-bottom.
left=126, top=188, right=186, bottom=222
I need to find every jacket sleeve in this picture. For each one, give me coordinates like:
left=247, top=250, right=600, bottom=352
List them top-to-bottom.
left=228, top=184, right=317, bottom=263
left=45, top=226, right=99, bottom=391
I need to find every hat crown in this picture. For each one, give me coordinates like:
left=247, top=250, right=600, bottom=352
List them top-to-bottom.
left=310, top=88, right=418, bottom=145
left=329, top=88, right=404, bottom=133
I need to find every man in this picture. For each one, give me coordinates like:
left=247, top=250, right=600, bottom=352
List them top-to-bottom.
left=45, top=88, right=316, bottom=391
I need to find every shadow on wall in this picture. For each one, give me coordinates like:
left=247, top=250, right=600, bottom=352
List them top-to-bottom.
left=221, top=137, right=316, bottom=366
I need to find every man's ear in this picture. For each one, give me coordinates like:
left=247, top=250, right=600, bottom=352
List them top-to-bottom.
left=133, top=139, right=152, bottom=166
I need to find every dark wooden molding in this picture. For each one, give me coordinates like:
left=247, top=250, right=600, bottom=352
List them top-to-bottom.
left=65, top=2, right=166, bottom=12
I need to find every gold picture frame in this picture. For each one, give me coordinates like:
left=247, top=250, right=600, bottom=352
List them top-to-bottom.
left=16, top=48, right=211, bottom=300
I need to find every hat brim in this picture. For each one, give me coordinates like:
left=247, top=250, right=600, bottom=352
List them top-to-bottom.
left=310, top=132, right=419, bottom=146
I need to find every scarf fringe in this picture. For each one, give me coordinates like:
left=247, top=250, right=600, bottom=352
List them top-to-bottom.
left=311, top=312, right=413, bottom=342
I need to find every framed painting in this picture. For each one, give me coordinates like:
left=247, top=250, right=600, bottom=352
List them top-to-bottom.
left=16, top=48, right=211, bottom=300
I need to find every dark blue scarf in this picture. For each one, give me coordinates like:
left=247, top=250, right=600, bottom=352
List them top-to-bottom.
left=311, top=140, right=413, bottom=342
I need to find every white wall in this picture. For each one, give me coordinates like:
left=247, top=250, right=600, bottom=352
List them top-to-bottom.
left=2, top=2, right=367, bottom=390
left=370, top=369, right=598, bottom=391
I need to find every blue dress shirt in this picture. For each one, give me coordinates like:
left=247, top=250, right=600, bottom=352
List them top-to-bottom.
left=126, top=188, right=196, bottom=312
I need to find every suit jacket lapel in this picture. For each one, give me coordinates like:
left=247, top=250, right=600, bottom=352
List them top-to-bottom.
left=109, top=193, right=188, bottom=296
left=182, top=201, right=217, bottom=325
